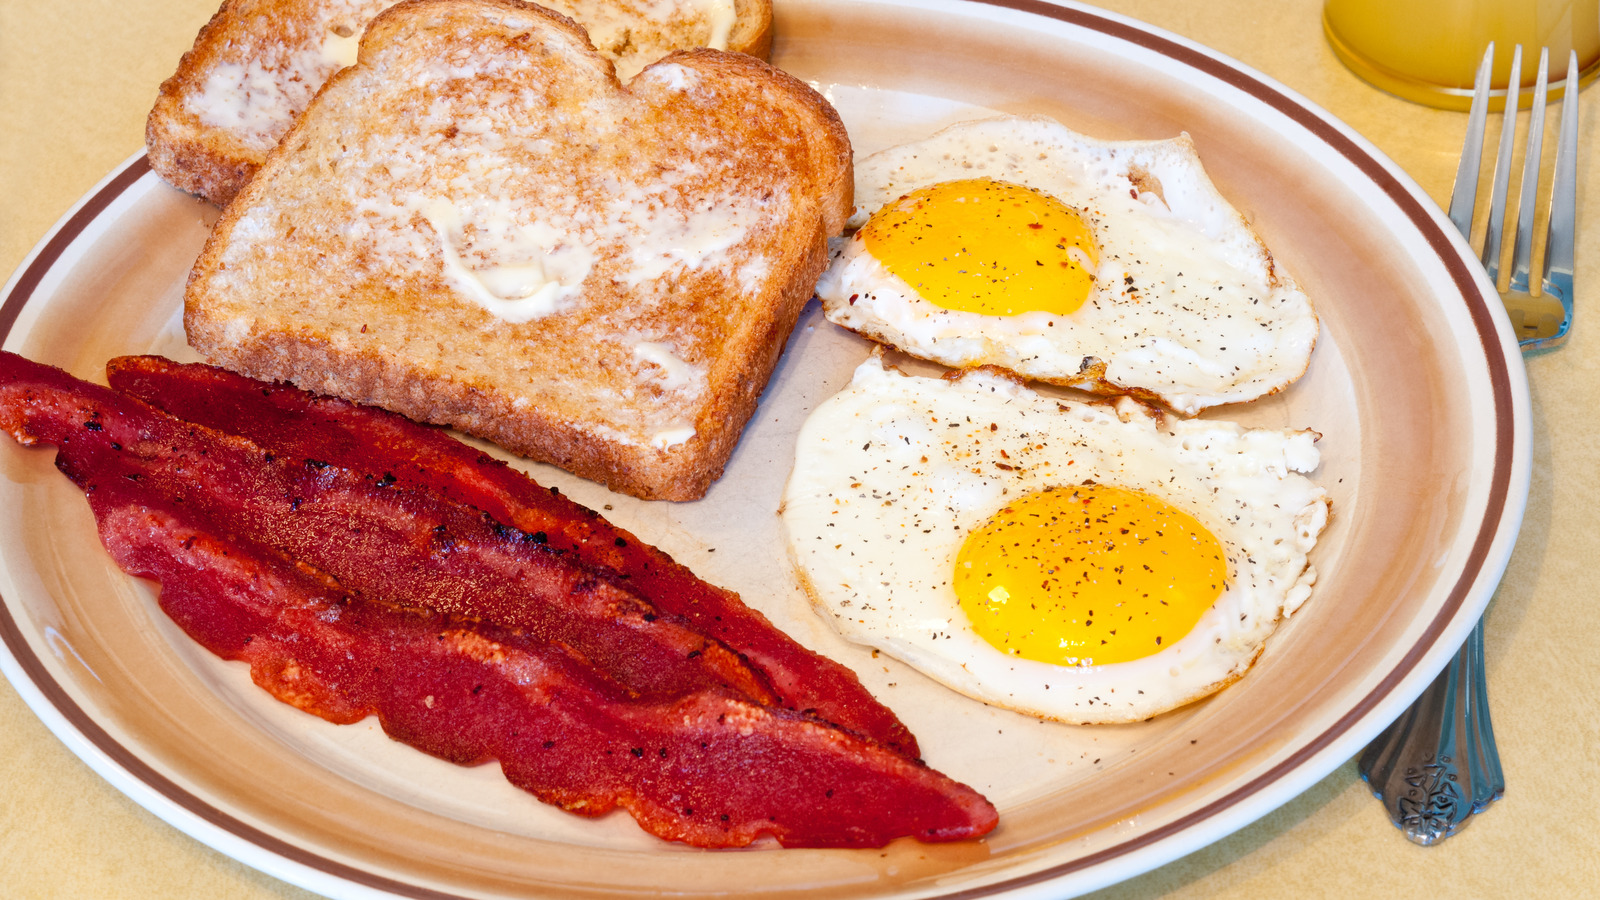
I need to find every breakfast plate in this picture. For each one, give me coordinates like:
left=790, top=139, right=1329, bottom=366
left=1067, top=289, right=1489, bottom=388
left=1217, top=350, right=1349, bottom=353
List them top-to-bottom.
left=0, top=0, right=1530, bottom=897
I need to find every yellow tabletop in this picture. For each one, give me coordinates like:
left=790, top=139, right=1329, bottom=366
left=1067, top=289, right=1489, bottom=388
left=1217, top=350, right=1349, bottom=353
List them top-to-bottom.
left=2, top=1, right=1596, bottom=897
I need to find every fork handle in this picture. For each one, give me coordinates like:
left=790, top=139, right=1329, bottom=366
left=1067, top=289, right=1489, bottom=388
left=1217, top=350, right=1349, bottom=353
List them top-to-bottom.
left=1357, top=618, right=1505, bottom=845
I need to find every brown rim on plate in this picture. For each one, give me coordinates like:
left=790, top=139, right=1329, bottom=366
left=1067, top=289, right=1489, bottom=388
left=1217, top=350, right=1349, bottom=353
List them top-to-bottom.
left=0, top=1, right=1518, bottom=896
left=0, top=158, right=152, bottom=341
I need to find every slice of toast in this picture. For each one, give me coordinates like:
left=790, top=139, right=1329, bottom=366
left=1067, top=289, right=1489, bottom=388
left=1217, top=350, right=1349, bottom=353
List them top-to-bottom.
left=146, top=0, right=773, bottom=206
left=183, top=0, right=852, bottom=502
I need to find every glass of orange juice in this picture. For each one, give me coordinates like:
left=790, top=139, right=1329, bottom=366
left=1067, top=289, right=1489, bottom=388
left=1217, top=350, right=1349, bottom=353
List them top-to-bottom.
left=1324, top=0, right=1599, bottom=109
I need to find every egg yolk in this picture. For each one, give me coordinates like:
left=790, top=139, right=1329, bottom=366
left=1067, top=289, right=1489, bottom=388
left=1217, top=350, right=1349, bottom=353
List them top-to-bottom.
left=859, top=178, right=1099, bottom=316
left=953, top=484, right=1225, bottom=666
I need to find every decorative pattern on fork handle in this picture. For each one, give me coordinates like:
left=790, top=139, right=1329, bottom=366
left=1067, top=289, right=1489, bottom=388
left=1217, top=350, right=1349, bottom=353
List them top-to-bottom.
left=1358, top=620, right=1503, bottom=845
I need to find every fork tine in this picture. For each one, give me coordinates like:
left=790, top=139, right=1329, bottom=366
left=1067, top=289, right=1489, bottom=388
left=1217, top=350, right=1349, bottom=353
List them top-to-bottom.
left=1448, top=44, right=1494, bottom=240
left=1482, top=45, right=1522, bottom=280
left=1508, top=47, right=1550, bottom=295
left=1523, top=49, right=1584, bottom=349
left=1543, top=51, right=1579, bottom=292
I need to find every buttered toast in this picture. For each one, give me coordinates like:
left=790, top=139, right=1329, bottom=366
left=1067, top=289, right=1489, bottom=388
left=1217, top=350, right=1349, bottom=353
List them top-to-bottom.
left=147, top=0, right=773, bottom=205
left=183, top=0, right=852, bottom=501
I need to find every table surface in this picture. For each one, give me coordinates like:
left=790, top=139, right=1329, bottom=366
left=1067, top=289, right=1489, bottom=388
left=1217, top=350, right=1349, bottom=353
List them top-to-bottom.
left=3, top=1, right=1597, bottom=897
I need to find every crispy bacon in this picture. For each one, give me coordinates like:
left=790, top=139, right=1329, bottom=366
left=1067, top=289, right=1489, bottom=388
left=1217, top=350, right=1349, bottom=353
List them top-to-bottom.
left=0, top=351, right=998, bottom=845
left=0, top=353, right=773, bottom=704
left=106, top=355, right=920, bottom=758
left=84, top=484, right=996, bottom=847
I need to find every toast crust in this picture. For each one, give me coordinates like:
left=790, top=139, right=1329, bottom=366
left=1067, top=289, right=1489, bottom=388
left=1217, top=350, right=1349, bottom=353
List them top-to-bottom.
left=147, top=0, right=774, bottom=206
left=184, top=0, right=851, bottom=501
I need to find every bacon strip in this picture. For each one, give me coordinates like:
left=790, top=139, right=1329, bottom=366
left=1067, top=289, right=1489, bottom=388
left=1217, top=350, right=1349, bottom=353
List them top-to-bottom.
left=0, top=353, right=773, bottom=704
left=106, top=355, right=920, bottom=758
left=82, top=484, right=996, bottom=847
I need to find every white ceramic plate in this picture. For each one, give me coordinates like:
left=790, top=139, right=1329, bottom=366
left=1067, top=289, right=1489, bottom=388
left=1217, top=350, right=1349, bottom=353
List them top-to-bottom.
left=0, top=1, right=1529, bottom=898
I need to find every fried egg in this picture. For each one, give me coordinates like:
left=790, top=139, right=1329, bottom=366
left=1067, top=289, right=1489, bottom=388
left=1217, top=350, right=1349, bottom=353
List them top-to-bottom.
left=815, top=116, right=1319, bottom=416
left=780, top=355, right=1329, bottom=723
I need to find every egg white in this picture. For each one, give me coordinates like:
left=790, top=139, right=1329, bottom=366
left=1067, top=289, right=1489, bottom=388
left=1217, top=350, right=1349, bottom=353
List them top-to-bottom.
left=815, top=116, right=1319, bottom=416
left=780, top=355, right=1329, bottom=724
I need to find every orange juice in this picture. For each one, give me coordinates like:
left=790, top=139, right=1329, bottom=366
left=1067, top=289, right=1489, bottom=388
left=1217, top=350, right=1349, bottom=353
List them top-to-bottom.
left=1324, top=0, right=1599, bottom=108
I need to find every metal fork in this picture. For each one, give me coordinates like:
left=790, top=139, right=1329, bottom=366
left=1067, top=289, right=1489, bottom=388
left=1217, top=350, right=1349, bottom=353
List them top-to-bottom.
left=1358, top=42, right=1579, bottom=844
